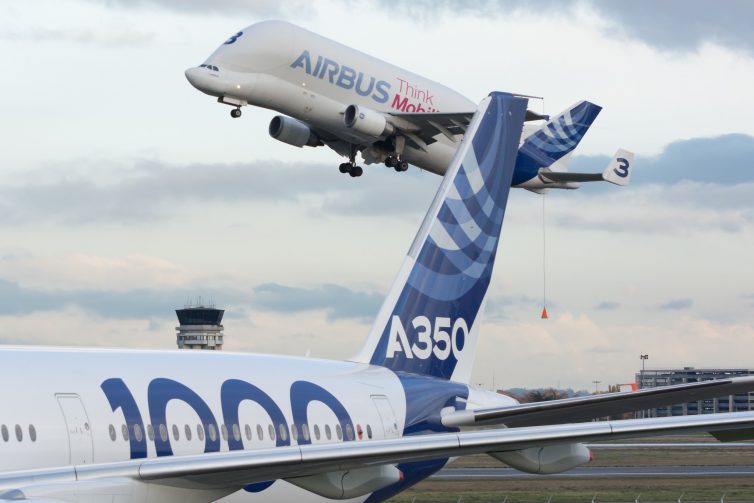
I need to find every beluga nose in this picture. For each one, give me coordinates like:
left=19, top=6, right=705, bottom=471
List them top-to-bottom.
left=184, top=67, right=204, bottom=90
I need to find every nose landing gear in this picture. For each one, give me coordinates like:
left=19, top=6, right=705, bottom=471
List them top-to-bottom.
left=230, top=107, right=242, bottom=118
left=338, top=144, right=363, bottom=177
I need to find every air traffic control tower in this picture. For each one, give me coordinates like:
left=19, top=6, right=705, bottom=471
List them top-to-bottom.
left=175, top=303, right=224, bottom=350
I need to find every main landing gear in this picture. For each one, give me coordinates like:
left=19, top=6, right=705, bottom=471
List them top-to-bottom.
left=230, top=107, right=242, bottom=118
left=339, top=144, right=363, bottom=177
left=384, top=155, right=408, bottom=172
left=339, top=162, right=363, bottom=177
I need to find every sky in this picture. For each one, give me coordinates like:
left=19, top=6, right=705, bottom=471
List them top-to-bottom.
left=1, top=0, right=754, bottom=390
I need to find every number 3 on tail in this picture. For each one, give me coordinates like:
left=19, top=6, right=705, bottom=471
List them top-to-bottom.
left=614, top=157, right=630, bottom=178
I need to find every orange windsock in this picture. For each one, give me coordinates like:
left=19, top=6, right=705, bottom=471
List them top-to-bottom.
left=541, top=307, right=549, bottom=319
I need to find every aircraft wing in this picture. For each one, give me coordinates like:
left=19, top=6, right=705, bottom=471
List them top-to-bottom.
left=387, top=109, right=547, bottom=150
left=442, top=376, right=754, bottom=428
left=2, top=412, right=754, bottom=501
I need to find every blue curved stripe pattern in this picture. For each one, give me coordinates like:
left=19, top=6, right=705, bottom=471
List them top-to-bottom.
left=369, top=92, right=528, bottom=380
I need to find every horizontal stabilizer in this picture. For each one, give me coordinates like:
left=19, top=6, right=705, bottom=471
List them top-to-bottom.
left=538, top=148, right=634, bottom=186
left=602, top=148, right=634, bottom=186
left=442, top=376, right=754, bottom=428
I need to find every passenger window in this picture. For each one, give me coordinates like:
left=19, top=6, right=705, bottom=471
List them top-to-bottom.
left=232, top=423, right=240, bottom=442
left=278, top=423, right=288, bottom=442
left=109, top=424, right=116, bottom=441
left=122, top=424, right=129, bottom=441
left=134, top=424, right=143, bottom=442
left=147, top=424, right=154, bottom=441
left=159, top=424, right=168, bottom=442
left=172, top=424, right=179, bottom=441
left=185, top=424, right=192, bottom=441
left=197, top=424, right=205, bottom=441
left=208, top=424, right=217, bottom=442
left=221, top=424, right=228, bottom=441
left=245, top=424, right=252, bottom=441
left=256, top=424, right=263, bottom=441
left=268, top=424, right=275, bottom=441
left=291, top=424, right=298, bottom=442
left=302, top=424, right=310, bottom=442
left=314, top=424, right=321, bottom=441
left=325, top=424, right=331, bottom=440
left=335, top=424, right=342, bottom=440
left=345, top=424, right=354, bottom=441
left=356, top=424, right=363, bottom=440
left=367, top=424, right=373, bottom=439
left=1, top=425, right=7, bottom=442
left=15, top=425, right=22, bottom=442
left=29, top=425, right=37, bottom=442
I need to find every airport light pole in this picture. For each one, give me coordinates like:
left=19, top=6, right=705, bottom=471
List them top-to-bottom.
left=640, top=354, right=649, bottom=419
left=640, top=354, right=649, bottom=383
left=592, top=380, right=601, bottom=393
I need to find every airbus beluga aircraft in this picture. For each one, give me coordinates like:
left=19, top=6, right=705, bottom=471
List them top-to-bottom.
left=185, top=21, right=633, bottom=189
left=0, top=93, right=751, bottom=503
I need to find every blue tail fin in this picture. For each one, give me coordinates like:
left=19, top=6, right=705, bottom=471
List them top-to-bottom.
left=353, top=92, right=528, bottom=383
left=514, top=101, right=601, bottom=182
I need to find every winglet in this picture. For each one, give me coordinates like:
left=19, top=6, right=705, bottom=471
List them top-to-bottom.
left=602, top=149, right=634, bottom=186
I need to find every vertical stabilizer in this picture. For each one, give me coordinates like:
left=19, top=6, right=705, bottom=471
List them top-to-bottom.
left=353, top=92, right=528, bottom=383
left=514, top=101, right=601, bottom=184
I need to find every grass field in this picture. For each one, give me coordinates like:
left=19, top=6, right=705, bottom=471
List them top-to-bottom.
left=386, top=435, right=754, bottom=502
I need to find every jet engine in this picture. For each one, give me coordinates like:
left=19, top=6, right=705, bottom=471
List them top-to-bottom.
left=344, top=105, right=395, bottom=139
left=269, top=115, right=320, bottom=147
left=489, top=443, right=591, bottom=474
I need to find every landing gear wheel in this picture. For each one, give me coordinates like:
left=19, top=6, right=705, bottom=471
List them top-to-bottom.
left=230, top=108, right=242, bottom=118
left=384, top=156, right=399, bottom=168
left=396, top=161, right=409, bottom=172
left=338, top=162, right=351, bottom=174
left=349, top=165, right=363, bottom=177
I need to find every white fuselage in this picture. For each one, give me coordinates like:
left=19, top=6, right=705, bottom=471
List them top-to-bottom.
left=186, top=21, right=474, bottom=174
left=0, top=347, right=512, bottom=502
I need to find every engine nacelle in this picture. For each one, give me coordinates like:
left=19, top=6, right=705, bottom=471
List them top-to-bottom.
left=344, top=105, right=395, bottom=139
left=269, top=115, right=320, bottom=148
left=490, top=443, right=591, bottom=475
left=286, top=465, right=401, bottom=499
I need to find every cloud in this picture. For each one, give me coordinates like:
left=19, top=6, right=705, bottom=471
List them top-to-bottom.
left=87, top=0, right=312, bottom=17
left=376, top=0, right=754, bottom=56
left=594, top=0, right=754, bottom=57
left=0, top=27, right=155, bottom=47
left=574, top=134, right=754, bottom=187
left=0, top=159, right=437, bottom=225
left=0, top=253, right=192, bottom=291
left=0, top=276, right=384, bottom=322
left=0, top=278, right=232, bottom=319
left=252, top=283, right=383, bottom=321
left=484, top=294, right=541, bottom=321
left=659, top=298, right=693, bottom=310
left=595, top=301, right=620, bottom=310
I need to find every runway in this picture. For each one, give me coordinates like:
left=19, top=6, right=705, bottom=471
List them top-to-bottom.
left=433, top=466, right=754, bottom=480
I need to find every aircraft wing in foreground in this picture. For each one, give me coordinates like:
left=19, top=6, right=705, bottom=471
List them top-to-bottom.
left=3, top=412, right=754, bottom=501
